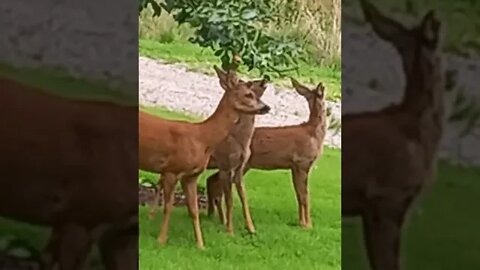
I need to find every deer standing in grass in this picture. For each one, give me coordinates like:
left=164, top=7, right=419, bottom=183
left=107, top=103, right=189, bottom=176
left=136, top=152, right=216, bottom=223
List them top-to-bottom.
left=342, top=1, right=445, bottom=269
left=139, top=66, right=270, bottom=248
left=0, top=77, right=138, bottom=270
left=203, top=77, right=268, bottom=234
left=207, top=78, right=328, bottom=232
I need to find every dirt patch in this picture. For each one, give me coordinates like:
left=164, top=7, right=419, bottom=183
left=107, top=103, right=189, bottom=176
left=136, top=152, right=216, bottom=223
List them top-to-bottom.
left=139, top=184, right=208, bottom=209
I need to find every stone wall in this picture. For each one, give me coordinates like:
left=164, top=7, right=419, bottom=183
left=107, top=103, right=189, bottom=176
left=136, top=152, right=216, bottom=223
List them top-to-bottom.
left=0, top=0, right=137, bottom=85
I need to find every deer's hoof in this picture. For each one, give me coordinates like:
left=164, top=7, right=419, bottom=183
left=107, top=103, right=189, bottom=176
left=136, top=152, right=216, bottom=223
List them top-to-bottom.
left=301, top=223, right=313, bottom=230
left=157, top=237, right=167, bottom=246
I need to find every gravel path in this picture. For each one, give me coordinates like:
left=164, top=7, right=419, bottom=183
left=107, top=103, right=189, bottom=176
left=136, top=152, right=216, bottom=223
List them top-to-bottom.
left=139, top=56, right=342, bottom=148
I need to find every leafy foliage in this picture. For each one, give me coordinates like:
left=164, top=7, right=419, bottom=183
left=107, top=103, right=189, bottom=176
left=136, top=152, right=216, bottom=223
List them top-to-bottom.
left=139, top=0, right=305, bottom=76
left=139, top=0, right=162, bottom=16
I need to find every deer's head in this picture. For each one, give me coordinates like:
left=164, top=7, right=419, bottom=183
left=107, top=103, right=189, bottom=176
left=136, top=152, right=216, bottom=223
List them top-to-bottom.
left=360, top=0, right=443, bottom=80
left=214, top=66, right=270, bottom=115
left=291, top=78, right=327, bottom=121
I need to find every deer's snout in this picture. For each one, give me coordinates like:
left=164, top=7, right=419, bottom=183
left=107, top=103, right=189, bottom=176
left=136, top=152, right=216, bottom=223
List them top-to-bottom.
left=258, top=104, right=271, bottom=114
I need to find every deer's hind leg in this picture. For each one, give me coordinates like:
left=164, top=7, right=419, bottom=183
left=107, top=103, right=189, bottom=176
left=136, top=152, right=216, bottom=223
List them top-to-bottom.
left=291, top=164, right=312, bottom=228
left=220, top=170, right=235, bottom=234
left=206, top=173, right=226, bottom=225
left=148, top=176, right=163, bottom=220
left=362, top=194, right=415, bottom=270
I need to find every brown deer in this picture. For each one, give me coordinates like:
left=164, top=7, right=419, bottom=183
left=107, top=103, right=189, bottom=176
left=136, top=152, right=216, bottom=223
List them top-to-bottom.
left=342, top=1, right=445, bottom=269
left=139, top=66, right=270, bottom=248
left=0, top=76, right=138, bottom=270
left=148, top=77, right=269, bottom=226
left=202, top=78, right=268, bottom=234
left=207, top=78, right=328, bottom=232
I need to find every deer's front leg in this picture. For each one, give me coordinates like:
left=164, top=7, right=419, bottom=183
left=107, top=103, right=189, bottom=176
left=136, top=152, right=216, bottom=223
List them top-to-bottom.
left=233, top=164, right=256, bottom=233
left=181, top=174, right=205, bottom=249
left=362, top=196, right=412, bottom=270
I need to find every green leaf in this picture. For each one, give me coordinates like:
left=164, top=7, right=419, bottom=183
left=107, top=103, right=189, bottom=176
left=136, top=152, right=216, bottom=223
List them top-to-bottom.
left=241, top=9, right=258, bottom=20
left=8, top=247, right=31, bottom=258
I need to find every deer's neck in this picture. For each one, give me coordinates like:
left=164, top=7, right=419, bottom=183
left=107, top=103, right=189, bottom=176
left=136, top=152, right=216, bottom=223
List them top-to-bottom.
left=398, top=46, right=445, bottom=128
left=397, top=47, right=445, bottom=163
left=200, top=96, right=240, bottom=148
left=307, top=106, right=327, bottom=139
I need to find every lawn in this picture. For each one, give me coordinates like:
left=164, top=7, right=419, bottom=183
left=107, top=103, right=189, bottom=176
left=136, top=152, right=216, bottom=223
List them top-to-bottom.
left=0, top=62, right=135, bottom=105
left=139, top=108, right=342, bottom=270
left=342, top=162, right=480, bottom=269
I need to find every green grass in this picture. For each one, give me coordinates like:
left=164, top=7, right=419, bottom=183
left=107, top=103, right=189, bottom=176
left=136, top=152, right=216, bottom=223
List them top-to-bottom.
left=139, top=39, right=341, bottom=101
left=139, top=108, right=342, bottom=270
left=342, top=162, right=480, bottom=269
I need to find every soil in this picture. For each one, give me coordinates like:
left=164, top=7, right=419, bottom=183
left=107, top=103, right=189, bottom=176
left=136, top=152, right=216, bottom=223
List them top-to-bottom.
left=139, top=184, right=209, bottom=209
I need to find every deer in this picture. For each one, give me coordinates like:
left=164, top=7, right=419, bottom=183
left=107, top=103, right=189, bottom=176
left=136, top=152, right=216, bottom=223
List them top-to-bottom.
left=342, top=1, right=445, bottom=269
left=139, top=66, right=271, bottom=249
left=0, top=75, right=138, bottom=270
left=147, top=77, right=269, bottom=226
left=202, top=77, right=268, bottom=234
left=207, top=78, right=328, bottom=232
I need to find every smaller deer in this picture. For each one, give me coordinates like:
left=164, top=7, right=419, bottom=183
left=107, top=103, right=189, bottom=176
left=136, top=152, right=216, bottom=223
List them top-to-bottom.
left=139, top=66, right=270, bottom=248
left=204, top=78, right=268, bottom=234
left=207, top=78, right=328, bottom=231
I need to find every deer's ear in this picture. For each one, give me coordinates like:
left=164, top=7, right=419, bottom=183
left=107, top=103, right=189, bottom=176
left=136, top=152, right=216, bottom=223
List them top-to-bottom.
left=360, top=0, right=408, bottom=44
left=420, top=10, right=441, bottom=46
left=214, top=65, right=229, bottom=91
left=226, top=70, right=239, bottom=90
left=291, top=78, right=311, bottom=97
left=250, top=79, right=268, bottom=97
left=315, top=82, right=326, bottom=99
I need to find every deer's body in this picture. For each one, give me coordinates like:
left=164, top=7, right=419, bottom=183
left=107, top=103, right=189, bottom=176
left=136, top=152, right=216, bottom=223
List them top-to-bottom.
left=342, top=1, right=445, bottom=269
left=140, top=67, right=270, bottom=248
left=0, top=77, right=138, bottom=269
left=207, top=79, right=327, bottom=229
left=204, top=80, right=267, bottom=233
left=140, top=112, right=217, bottom=175
left=249, top=123, right=326, bottom=170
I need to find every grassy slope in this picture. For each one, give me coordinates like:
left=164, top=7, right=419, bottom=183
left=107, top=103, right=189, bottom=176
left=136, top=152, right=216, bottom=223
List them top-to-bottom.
left=139, top=39, right=341, bottom=102
left=0, top=62, right=135, bottom=105
left=139, top=107, right=342, bottom=270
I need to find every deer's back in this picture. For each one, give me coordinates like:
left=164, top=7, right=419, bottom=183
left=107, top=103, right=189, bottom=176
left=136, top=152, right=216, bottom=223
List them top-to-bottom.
left=0, top=77, right=137, bottom=225
left=139, top=112, right=208, bottom=175
left=249, top=125, right=322, bottom=170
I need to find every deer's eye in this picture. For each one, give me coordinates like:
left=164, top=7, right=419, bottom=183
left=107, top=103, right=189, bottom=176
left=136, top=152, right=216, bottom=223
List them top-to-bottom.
left=245, top=93, right=254, bottom=99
